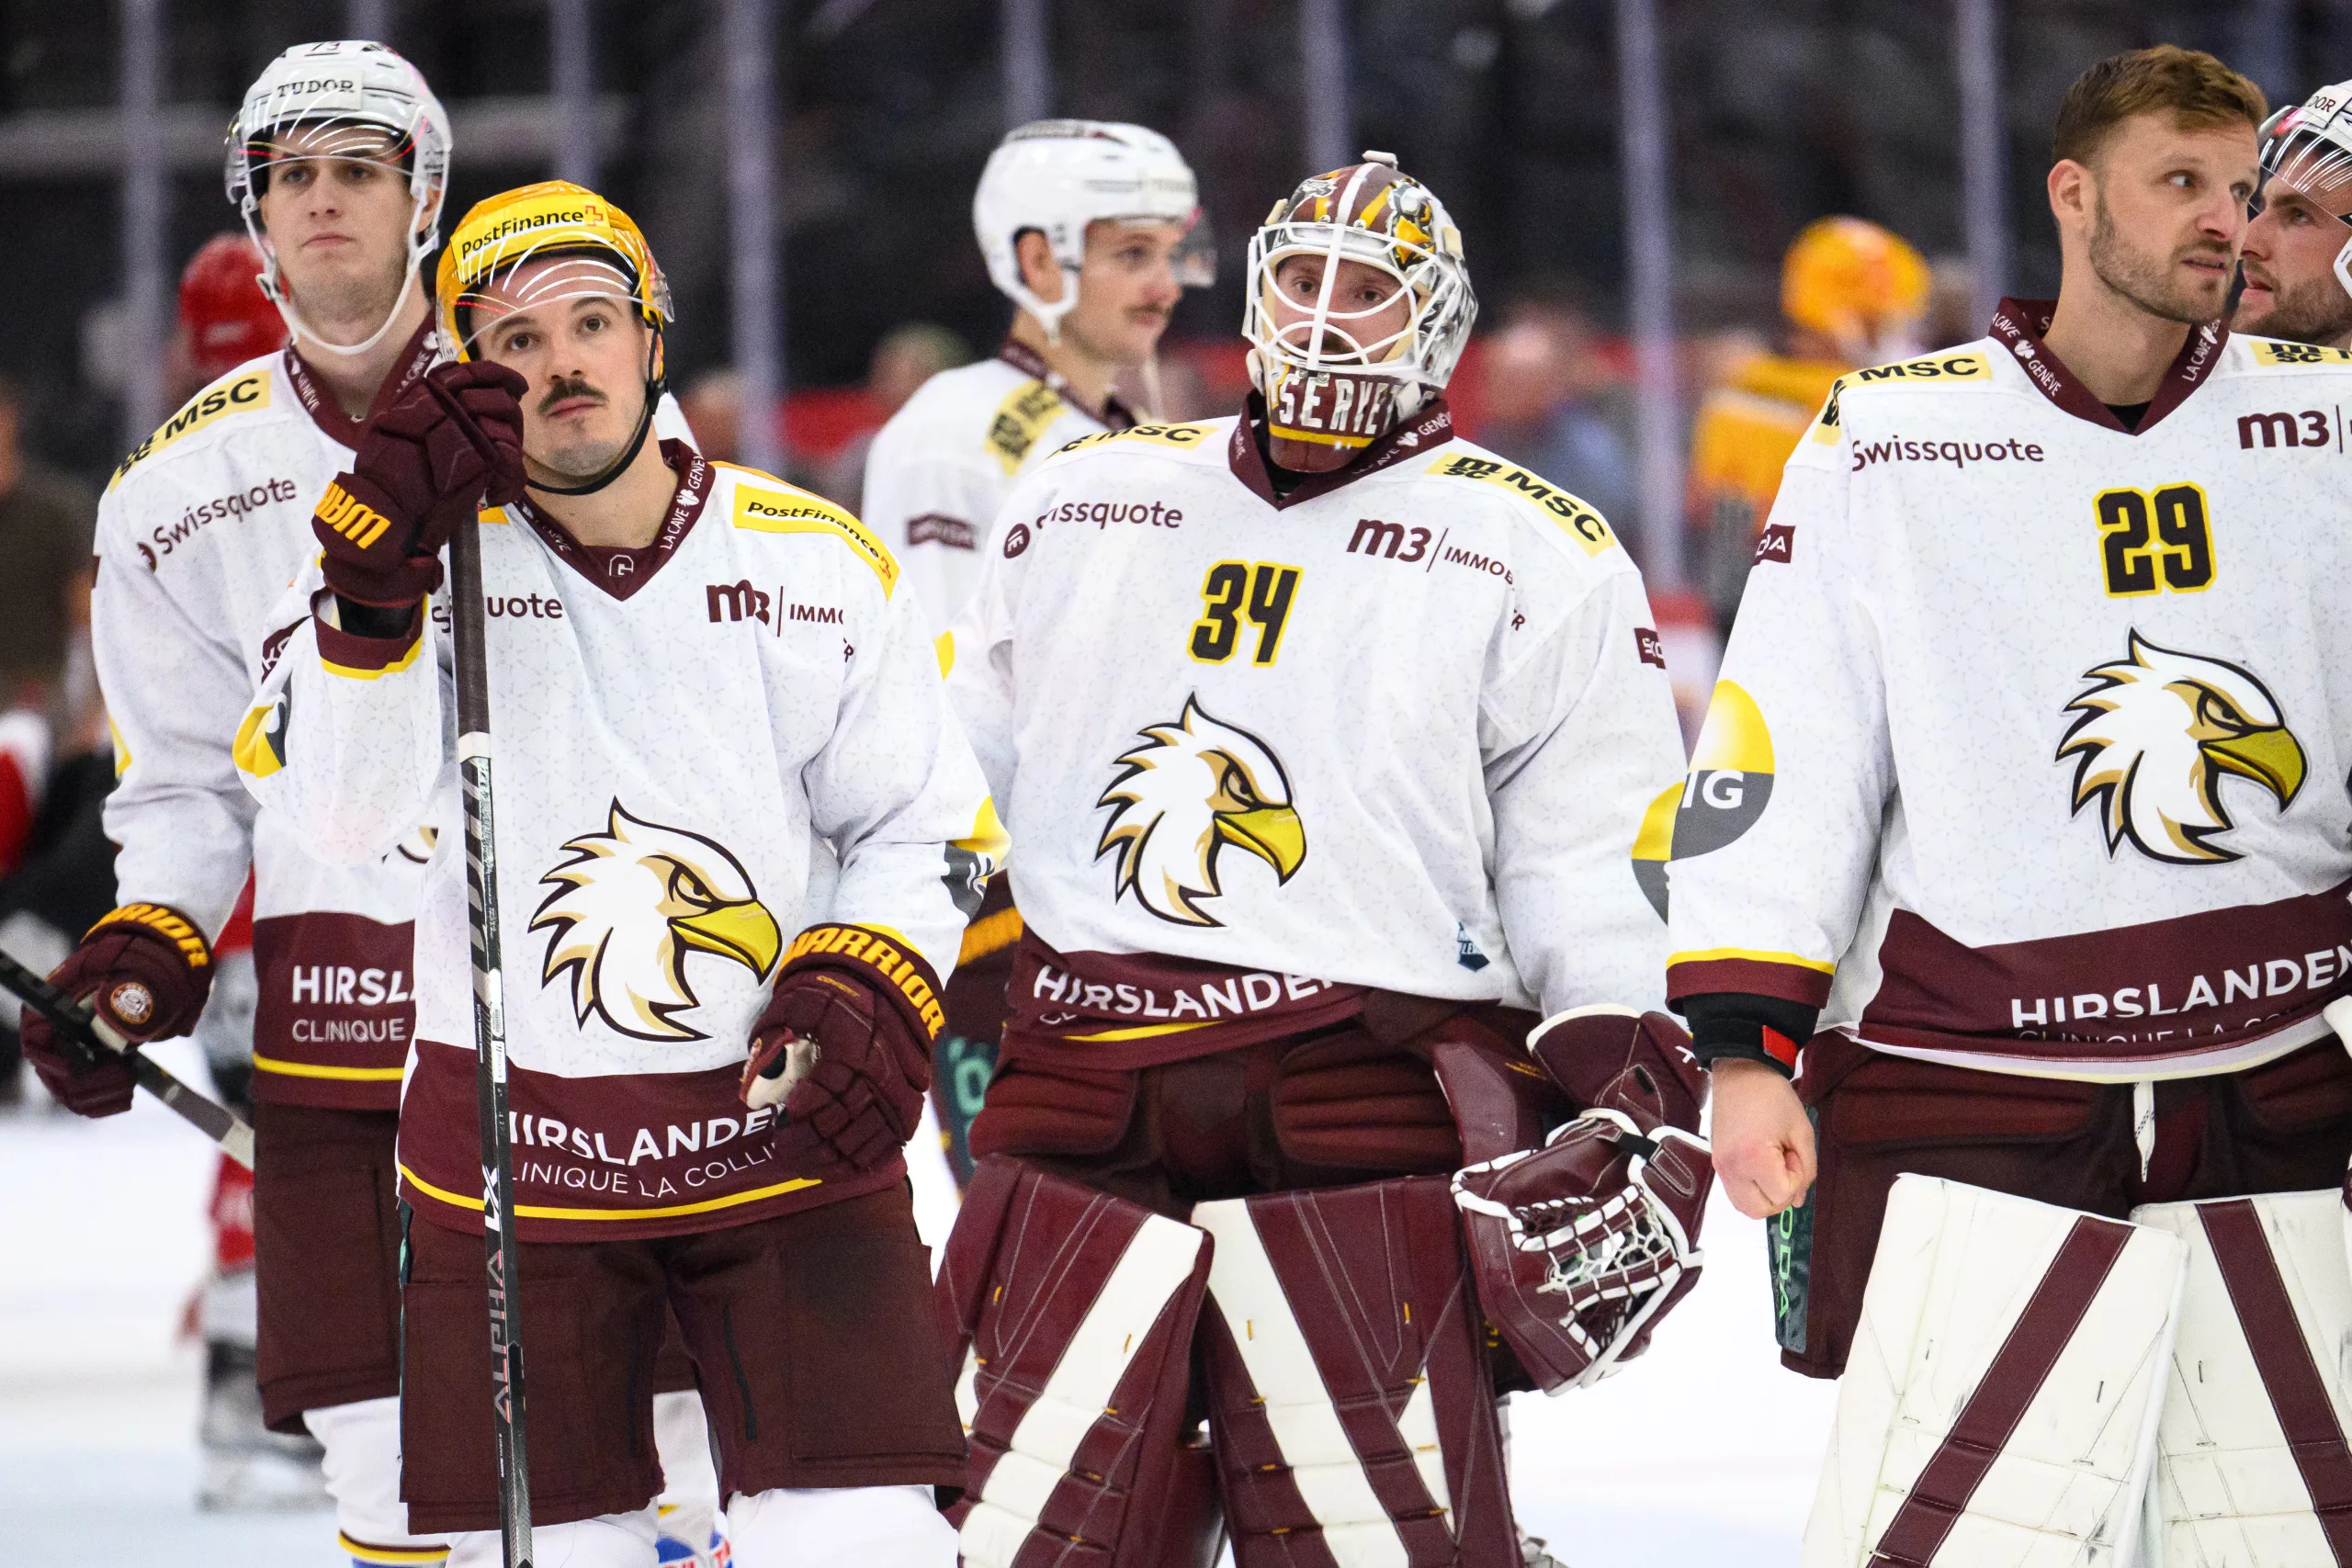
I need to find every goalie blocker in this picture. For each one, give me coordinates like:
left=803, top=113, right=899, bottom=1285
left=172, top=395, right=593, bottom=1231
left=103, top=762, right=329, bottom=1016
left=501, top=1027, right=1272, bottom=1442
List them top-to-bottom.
left=1806, top=1176, right=2352, bottom=1567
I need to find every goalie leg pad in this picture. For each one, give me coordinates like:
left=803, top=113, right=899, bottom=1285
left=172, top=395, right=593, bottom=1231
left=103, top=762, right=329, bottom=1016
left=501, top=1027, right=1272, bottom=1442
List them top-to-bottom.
left=940, top=1156, right=1216, bottom=1567
left=1802, top=1175, right=2188, bottom=1568
left=1194, top=1176, right=1518, bottom=1567
left=2133, top=1190, right=2352, bottom=1564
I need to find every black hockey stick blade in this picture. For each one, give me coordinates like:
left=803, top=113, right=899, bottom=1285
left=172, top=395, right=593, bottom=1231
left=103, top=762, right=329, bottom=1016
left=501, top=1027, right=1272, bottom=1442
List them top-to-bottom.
left=0, top=942, right=254, bottom=1168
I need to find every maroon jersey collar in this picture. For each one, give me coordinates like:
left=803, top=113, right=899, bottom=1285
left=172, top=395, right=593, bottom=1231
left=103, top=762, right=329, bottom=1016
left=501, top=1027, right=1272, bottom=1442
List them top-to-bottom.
left=1987, top=297, right=2227, bottom=436
left=282, top=315, right=441, bottom=450
left=996, top=336, right=1136, bottom=431
left=1225, top=392, right=1454, bottom=510
left=508, top=440, right=712, bottom=602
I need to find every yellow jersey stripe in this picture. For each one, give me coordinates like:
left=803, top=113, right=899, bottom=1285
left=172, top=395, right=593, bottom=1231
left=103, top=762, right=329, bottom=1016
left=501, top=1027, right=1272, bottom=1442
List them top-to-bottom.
left=1668, top=947, right=1838, bottom=976
left=252, top=1054, right=406, bottom=1083
left=400, top=1163, right=821, bottom=1223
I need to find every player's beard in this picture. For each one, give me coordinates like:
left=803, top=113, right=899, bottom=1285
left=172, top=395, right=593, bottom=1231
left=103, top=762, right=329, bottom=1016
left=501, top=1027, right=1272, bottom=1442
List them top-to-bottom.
left=2088, top=192, right=2232, bottom=325
left=2241, top=264, right=2352, bottom=345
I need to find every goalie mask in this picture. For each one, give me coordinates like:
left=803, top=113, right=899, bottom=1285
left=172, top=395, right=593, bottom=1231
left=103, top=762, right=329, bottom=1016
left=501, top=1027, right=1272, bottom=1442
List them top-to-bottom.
left=225, top=40, right=451, bottom=359
left=2256, top=80, right=2352, bottom=302
left=1244, top=152, right=1476, bottom=473
left=435, top=181, right=673, bottom=496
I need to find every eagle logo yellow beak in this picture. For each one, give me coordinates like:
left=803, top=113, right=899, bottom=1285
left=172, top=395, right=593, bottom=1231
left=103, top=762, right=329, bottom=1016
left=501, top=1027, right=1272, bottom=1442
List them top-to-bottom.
left=2059, top=632, right=2305, bottom=865
left=1097, top=696, right=1306, bottom=926
left=530, top=800, right=781, bottom=1042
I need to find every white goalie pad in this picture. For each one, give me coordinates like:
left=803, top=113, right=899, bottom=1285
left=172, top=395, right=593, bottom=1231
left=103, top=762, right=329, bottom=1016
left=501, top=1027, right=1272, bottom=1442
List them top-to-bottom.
left=1803, top=1176, right=2188, bottom=1568
left=2132, top=1189, right=2352, bottom=1566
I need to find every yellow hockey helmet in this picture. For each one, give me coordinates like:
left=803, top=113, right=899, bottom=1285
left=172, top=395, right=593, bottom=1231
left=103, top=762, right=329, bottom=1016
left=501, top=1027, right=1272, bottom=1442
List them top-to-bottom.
left=435, top=179, right=673, bottom=363
left=1781, top=216, right=1928, bottom=346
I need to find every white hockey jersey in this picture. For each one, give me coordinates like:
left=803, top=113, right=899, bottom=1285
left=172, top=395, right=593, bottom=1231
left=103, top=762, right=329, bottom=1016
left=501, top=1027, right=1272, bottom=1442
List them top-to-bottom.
left=1665, top=302, right=2352, bottom=1082
left=96, top=329, right=442, bottom=1107
left=861, top=340, right=1133, bottom=630
left=945, top=400, right=1686, bottom=1067
left=241, top=445, right=1001, bottom=1239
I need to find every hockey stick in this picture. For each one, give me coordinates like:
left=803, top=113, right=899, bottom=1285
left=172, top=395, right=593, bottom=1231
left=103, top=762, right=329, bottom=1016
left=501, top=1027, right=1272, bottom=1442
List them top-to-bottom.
left=445, top=475, right=535, bottom=1567
left=0, top=942, right=254, bottom=1168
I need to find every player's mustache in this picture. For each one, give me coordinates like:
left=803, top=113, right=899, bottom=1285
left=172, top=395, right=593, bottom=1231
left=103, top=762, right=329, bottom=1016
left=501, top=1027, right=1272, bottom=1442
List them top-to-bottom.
left=538, top=376, right=606, bottom=414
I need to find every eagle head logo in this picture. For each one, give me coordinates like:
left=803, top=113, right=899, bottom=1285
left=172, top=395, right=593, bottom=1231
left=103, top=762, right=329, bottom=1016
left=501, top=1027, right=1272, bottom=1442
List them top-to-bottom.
left=2057, top=631, right=2307, bottom=864
left=1095, top=695, right=1306, bottom=926
left=529, top=800, right=784, bottom=1041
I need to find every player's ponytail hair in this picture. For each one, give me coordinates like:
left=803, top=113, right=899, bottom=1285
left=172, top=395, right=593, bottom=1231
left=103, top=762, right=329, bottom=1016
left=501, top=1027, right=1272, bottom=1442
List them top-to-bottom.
left=2052, top=45, right=2267, bottom=169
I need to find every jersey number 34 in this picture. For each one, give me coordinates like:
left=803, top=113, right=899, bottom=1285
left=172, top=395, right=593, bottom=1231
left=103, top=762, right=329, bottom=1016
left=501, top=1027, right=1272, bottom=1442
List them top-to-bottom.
left=1192, top=560, right=1302, bottom=665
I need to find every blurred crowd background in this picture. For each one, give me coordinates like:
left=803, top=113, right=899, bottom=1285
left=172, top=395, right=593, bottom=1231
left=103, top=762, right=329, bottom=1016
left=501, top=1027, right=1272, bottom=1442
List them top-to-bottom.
left=0, top=0, right=2339, bottom=1111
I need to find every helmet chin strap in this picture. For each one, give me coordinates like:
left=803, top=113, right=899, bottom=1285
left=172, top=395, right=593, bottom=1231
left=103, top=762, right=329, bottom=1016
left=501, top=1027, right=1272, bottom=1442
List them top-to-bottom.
left=247, top=196, right=439, bottom=361
left=526, top=331, right=666, bottom=500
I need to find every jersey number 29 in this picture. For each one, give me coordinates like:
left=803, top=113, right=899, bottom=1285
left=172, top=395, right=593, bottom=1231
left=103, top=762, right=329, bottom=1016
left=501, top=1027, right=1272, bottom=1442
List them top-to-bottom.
left=2096, top=483, right=2214, bottom=597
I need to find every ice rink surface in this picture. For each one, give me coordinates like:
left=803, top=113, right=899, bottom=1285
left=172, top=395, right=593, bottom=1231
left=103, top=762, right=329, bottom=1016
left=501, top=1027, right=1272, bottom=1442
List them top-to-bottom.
left=0, top=1039, right=1835, bottom=1566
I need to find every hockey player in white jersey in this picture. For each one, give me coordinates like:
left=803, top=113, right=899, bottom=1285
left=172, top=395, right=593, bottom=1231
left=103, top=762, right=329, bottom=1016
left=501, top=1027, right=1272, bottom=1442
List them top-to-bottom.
left=18, top=43, right=461, bottom=1568
left=20, top=45, right=723, bottom=1568
left=1671, top=48, right=2352, bottom=1565
left=2234, top=78, right=2352, bottom=348
left=864, top=119, right=1211, bottom=1182
left=865, top=119, right=1209, bottom=632
left=933, top=153, right=1713, bottom=1565
left=241, top=181, right=997, bottom=1567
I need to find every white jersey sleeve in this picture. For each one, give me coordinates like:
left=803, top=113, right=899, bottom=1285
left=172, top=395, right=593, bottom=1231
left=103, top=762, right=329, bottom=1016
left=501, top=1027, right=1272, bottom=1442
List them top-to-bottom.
left=861, top=356, right=1111, bottom=633
left=862, top=423, right=1007, bottom=635
left=1664, top=443, right=1890, bottom=1008
left=939, top=505, right=1025, bottom=809
left=94, top=529, right=259, bottom=937
left=809, top=564, right=1005, bottom=977
left=1488, top=568, right=1689, bottom=1015
left=237, top=576, right=447, bottom=872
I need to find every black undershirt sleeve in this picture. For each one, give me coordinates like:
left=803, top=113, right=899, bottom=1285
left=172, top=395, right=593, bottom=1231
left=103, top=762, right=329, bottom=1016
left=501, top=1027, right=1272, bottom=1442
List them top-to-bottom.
left=332, top=595, right=421, bottom=641
left=1677, top=992, right=1821, bottom=1077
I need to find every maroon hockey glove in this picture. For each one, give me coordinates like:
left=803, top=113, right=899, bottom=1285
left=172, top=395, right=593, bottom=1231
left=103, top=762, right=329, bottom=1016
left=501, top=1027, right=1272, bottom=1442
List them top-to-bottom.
left=313, top=362, right=526, bottom=607
left=20, top=903, right=214, bottom=1119
left=741, top=925, right=945, bottom=1172
left=1526, top=1005, right=1707, bottom=1134
left=1453, top=1108, right=1714, bottom=1392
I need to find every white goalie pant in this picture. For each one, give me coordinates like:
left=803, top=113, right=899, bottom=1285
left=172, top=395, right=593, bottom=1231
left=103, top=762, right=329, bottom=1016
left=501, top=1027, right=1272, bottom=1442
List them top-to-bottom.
left=1804, top=1176, right=2352, bottom=1568
left=302, top=1394, right=450, bottom=1564
left=446, top=1485, right=953, bottom=1567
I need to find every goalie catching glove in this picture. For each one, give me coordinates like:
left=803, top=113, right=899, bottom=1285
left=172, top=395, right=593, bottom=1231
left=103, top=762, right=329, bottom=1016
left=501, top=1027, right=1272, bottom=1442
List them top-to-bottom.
left=312, top=361, right=526, bottom=608
left=19, top=903, right=214, bottom=1118
left=739, top=924, right=944, bottom=1171
left=1453, top=1006, right=1715, bottom=1392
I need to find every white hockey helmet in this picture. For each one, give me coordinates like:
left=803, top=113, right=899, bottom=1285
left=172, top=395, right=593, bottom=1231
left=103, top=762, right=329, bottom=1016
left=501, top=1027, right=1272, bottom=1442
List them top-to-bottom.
left=224, top=40, right=452, bottom=358
left=2257, top=79, right=2352, bottom=300
left=972, top=119, right=1210, bottom=341
left=1243, top=152, right=1476, bottom=454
